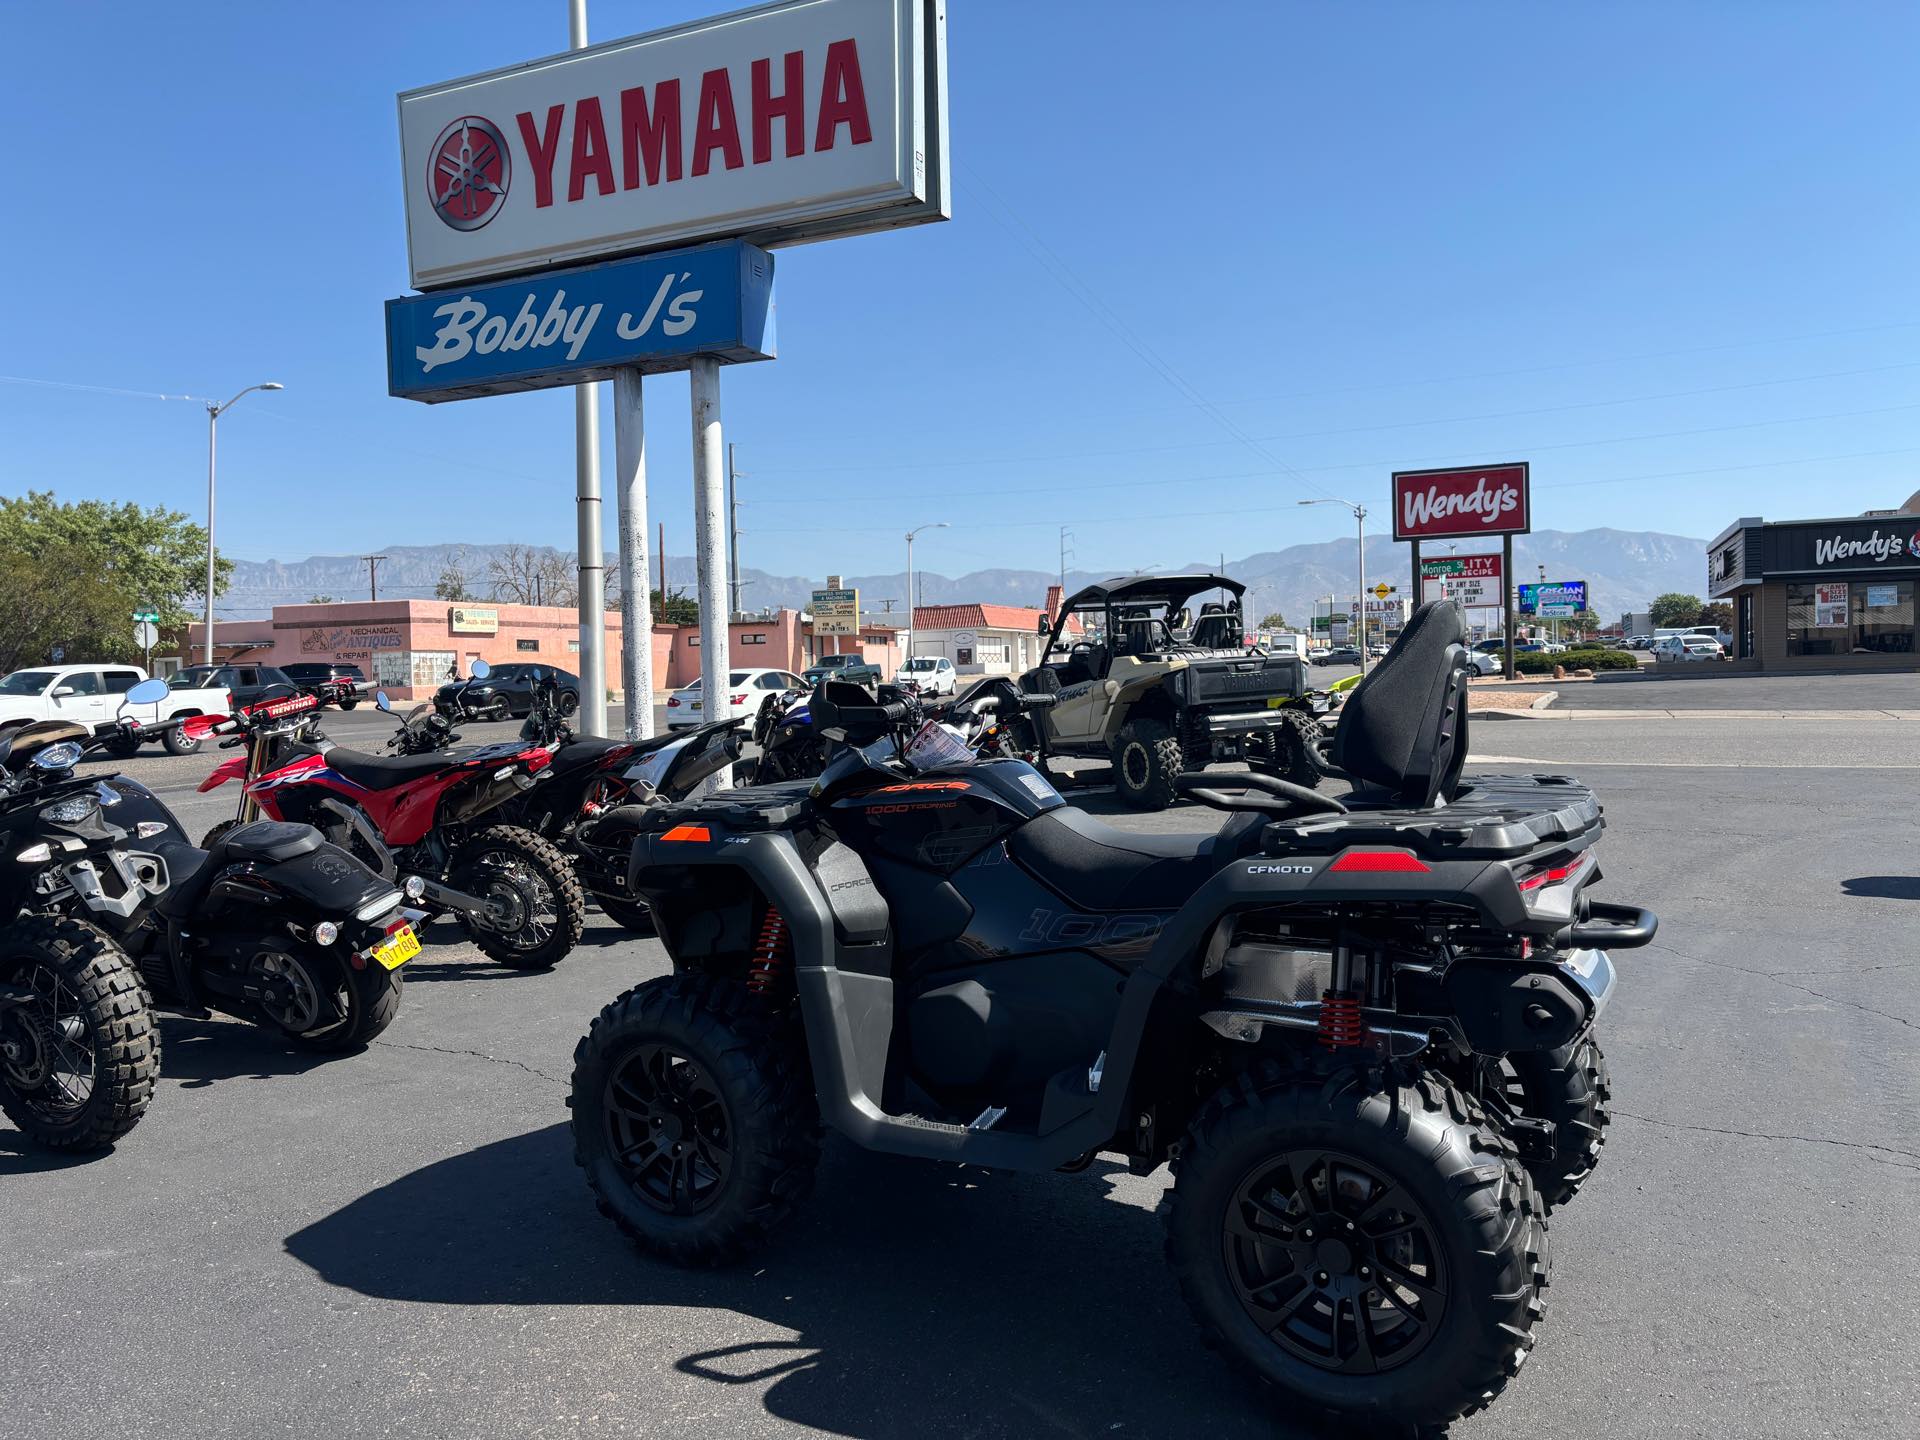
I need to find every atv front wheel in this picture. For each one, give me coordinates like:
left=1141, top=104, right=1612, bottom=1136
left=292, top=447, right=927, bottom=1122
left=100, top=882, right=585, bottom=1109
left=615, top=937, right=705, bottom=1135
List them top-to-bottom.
left=1113, top=718, right=1183, bottom=810
left=453, top=825, right=587, bottom=969
left=0, top=916, right=160, bottom=1150
left=571, top=972, right=819, bottom=1265
left=1495, top=1037, right=1611, bottom=1209
left=1164, top=1066, right=1549, bottom=1432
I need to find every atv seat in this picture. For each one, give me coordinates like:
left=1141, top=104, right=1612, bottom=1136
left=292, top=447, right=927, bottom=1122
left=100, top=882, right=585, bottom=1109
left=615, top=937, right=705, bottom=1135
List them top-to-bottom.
left=1328, top=600, right=1471, bottom=807
left=1188, top=610, right=1241, bottom=649
left=322, top=748, right=464, bottom=790
left=1008, top=806, right=1266, bottom=913
left=212, top=820, right=325, bottom=865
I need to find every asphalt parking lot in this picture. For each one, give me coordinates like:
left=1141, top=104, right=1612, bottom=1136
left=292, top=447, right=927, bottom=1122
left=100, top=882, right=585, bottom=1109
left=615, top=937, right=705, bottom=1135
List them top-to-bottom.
left=1553, top=665, right=1920, bottom=712
left=4, top=702, right=1916, bottom=1439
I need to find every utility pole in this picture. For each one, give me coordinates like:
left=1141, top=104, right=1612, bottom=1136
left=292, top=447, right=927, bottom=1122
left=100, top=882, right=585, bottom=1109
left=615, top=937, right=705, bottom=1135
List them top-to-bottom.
left=567, top=0, right=608, bottom=738
left=727, top=443, right=744, bottom=619
left=658, top=521, right=666, bottom=604
left=363, top=555, right=388, bottom=603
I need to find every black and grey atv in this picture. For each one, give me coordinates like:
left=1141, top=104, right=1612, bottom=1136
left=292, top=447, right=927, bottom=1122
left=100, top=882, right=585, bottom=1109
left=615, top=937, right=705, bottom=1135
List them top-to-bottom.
left=568, top=602, right=1653, bottom=1432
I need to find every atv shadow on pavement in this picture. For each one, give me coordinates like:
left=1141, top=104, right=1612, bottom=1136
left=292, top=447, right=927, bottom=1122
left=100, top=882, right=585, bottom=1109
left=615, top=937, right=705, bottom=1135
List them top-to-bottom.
left=1841, top=875, right=1920, bottom=901
left=284, top=1123, right=1364, bottom=1440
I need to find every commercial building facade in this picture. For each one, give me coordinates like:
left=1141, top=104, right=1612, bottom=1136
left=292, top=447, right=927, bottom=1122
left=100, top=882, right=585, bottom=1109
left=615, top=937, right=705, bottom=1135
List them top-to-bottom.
left=1707, top=502, right=1920, bottom=670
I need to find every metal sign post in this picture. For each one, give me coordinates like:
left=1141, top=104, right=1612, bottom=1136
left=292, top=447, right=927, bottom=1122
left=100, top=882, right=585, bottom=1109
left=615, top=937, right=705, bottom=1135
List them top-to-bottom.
left=690, top=356, right=732, bottom=787
left=613, top=368, right=654, bottom=740
left=1503, top=536, right=1517, bottom=679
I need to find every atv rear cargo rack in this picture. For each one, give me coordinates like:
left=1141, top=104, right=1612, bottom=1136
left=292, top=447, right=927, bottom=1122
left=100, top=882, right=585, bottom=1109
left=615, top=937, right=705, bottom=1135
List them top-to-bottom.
left=1261, top=773, right=1603, bottom=861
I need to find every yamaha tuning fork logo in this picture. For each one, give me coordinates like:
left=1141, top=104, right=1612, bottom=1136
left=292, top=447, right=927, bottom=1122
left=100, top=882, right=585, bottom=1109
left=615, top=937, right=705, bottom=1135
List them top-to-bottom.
left=428, top=116, right=510, bottom=231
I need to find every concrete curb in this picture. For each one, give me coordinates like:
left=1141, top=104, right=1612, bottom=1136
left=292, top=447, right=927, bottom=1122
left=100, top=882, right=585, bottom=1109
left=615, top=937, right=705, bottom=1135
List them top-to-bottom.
left=1472, top=690, right=1559, bottom=719
left=1482, top=707, right=1920, bottom=722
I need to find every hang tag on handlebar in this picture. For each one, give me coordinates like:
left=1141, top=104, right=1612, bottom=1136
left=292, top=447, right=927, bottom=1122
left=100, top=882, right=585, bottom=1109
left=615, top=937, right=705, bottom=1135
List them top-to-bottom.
left=903, top=720, right=973, bottom=773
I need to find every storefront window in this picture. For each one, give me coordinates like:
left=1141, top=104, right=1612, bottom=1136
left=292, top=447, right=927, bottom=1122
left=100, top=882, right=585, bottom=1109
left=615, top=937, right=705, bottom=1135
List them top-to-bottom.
left=1786, top=581, right=1914, bottom=655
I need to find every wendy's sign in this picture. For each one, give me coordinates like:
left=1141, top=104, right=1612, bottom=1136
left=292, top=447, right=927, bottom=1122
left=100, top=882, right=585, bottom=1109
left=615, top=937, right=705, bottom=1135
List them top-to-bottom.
left=1391, top=463, right=1531, bottom=542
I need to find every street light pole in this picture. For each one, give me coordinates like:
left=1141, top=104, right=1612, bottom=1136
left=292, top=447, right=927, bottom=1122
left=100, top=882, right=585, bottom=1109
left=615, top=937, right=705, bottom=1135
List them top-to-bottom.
left=203, top=381, right=283, bottom=663
left=1298, top=498, right=1369, bottom=675
left=904, top=522, right=948, bottom=676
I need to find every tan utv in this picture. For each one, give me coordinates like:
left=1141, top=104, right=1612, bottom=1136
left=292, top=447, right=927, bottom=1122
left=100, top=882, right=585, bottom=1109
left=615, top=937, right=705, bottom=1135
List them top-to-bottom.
left=1019, top=574, right=1331, bottom=809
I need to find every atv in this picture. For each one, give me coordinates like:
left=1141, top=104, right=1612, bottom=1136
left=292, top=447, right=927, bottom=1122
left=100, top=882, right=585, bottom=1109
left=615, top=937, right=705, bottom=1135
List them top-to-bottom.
left=1019, top=573, right=1330, bottom=809
left=568, top=601, right=1653, bottom=1433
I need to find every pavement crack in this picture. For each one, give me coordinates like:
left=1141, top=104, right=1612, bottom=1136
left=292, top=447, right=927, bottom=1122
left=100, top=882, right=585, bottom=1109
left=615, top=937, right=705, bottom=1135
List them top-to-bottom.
left=1648, top=942, right=1919, bottom=1030
left=373, top=1038, right=567, bottom=1088
left=1613, top=1109, right=1920, bottom=1170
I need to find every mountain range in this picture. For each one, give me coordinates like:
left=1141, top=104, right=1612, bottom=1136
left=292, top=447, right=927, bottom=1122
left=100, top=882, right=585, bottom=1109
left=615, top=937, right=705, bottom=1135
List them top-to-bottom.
left=223, top=528, right=1708, bottom=628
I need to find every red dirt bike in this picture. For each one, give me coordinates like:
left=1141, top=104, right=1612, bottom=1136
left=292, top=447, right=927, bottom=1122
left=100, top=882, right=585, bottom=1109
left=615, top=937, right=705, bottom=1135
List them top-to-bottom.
left=193, top=683, right=586, bottom=969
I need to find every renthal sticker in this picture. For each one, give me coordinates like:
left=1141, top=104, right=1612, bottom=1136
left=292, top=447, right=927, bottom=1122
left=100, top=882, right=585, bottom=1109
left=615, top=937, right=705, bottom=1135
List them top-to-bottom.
left=1246, top=864, right=1315, bottom=875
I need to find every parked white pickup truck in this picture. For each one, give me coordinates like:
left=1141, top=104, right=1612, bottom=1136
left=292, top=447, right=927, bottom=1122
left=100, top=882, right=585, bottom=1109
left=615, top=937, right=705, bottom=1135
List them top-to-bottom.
left=0, top=663, right=231, bottom=756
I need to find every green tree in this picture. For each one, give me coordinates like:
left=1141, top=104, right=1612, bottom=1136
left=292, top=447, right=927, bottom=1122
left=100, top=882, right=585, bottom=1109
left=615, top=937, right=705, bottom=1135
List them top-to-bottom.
left=0, top=491, right=230, bottom=671
left=433, top=550, right=473, bottom=602
left=652, top=587, right=699, bottom=626
left=1649, top=592, right=1703, bottom=628
left=308, top=594, right=336, bottom=605
left=1697, top=600, right=1733, bottom=631
left=1258, top=611, right=1287, bottom=629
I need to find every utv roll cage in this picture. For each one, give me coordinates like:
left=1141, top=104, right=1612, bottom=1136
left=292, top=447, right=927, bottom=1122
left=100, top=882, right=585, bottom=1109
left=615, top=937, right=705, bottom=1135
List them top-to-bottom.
left=1038, top=573, right=1250, bottom=668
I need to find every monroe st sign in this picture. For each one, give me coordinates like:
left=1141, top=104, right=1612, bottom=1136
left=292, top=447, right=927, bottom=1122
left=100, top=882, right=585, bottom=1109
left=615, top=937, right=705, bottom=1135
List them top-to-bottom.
left=398, top=0, right=950, bottom=290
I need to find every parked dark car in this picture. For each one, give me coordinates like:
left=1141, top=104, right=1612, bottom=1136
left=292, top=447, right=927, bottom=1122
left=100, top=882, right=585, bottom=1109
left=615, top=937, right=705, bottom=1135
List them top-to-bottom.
left=801, top=653, right=880, bottom=686
left=280, top=661, right=367, bottom=709
left=169, top=662, right=300, bottom=710
left=435, top=663, right=580, bottom=720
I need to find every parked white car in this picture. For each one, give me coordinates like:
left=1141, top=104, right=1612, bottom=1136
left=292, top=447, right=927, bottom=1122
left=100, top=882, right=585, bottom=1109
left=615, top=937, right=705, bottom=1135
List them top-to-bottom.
left=1654, top=636, right=1725, bottom=663
left=1465, top=650, right=1502, bottom=676
left=893, top=656, right=957, bottom=696
left=0, top=662, right=229, bottom=756
left=665, top=667, right=805, bottom=729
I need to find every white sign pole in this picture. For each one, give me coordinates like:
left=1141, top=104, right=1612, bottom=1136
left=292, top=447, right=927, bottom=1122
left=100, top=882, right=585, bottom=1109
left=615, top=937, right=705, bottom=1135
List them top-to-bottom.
left=568, top=0, right=608, bottom=739
left=690, top=356, right=732, bottom=787
left=613, top=367, right=654, bottom=740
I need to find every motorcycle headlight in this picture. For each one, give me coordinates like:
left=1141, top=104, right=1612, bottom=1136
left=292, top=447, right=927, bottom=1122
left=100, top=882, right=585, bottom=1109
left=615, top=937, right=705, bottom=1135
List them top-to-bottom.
left=41, top=793, right=97, bottom=823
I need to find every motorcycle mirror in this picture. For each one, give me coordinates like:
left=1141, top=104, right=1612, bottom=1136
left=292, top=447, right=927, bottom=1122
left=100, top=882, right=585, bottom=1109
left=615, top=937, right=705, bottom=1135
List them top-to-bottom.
left=470, top=659, right=491, bottom=680
left=125, top=678, right=169, bottom=705
left=375, top=691, right=392, bottom=712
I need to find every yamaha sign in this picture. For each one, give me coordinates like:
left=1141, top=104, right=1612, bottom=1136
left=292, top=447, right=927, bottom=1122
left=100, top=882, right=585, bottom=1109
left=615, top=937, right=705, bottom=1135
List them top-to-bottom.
left=399, top=0, right=950, bottom=289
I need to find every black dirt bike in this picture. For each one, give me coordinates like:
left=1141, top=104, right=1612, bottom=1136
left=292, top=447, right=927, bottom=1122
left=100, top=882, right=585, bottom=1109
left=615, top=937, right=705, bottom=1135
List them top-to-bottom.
left=567, top=602, right=1654, bottom=1432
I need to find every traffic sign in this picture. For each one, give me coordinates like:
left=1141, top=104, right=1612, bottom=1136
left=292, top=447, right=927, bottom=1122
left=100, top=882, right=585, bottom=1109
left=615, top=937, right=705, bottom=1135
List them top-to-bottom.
left=1371, top=582, right=1392, bottom=599
left=132, top=609, right=161, bottom=623
left=134, top=621, right=159, bottom=651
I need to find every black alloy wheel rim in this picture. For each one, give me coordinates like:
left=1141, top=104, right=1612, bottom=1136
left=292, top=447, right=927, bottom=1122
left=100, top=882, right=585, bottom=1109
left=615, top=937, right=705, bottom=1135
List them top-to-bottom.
left=0, top=962, right=98, bottom=1119
left=602, top=1044, right=733, bottom=1214
left=1223, top=1148, right=1447, bottom=1374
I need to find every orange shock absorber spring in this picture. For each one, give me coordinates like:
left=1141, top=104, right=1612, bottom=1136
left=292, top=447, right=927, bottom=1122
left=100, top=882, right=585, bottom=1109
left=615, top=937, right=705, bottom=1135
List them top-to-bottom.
left=747, top=906, right=792, bottom=996
left=1318, top=990, right=1365, bottom=1050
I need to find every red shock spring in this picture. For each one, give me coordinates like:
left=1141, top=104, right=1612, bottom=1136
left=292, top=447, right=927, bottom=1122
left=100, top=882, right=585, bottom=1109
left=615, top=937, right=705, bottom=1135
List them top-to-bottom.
left=747, top=906, right=792, bottom=996
left=1318, top=990, right=1365, bottom=1050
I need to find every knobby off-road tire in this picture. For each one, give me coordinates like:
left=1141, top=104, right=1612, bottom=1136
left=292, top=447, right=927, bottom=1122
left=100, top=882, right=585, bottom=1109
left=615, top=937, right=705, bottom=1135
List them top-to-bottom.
left=1252, top=712, right=1327, bottom=790
left=1113, top=718, right=1184, bottom=810
left=200, top=819, right=238, bottom=851
left=454, top=825, right=587, bottom=969
left=0, top=916, right=160, bottom=1150
left=571, top=971, right=820, bottom=1266
left=1502, top=1037, right=1611, bottom=1209
left=1163, top=1065, right=1550, bottom=1433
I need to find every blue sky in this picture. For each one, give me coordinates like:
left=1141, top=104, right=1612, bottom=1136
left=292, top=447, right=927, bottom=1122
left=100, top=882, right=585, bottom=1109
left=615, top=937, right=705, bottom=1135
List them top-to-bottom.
left=3, top=1, right=1916, bottom=590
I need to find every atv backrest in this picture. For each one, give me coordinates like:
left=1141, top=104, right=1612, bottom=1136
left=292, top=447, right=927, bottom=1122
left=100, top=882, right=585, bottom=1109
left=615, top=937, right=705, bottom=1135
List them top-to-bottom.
left=1328, top=600, right=1470, bottom=806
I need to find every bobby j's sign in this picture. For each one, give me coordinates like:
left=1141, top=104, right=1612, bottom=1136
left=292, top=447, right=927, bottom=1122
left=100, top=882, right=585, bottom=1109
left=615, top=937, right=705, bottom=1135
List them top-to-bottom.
left=386, top=241, right=775, bottom=401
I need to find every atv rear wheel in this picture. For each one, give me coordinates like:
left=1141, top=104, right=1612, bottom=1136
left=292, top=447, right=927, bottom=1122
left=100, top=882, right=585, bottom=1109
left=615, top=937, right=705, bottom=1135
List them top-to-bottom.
left=1251, top=712, right=1326, bottom=790
left=1113, top=718, right=1183, bottom=810
left=452, top=825, right=587, bottom=969
left=594, top=893, right=656, bottom=935
left=0, top=916, right=159, bottom=1150
left=571, top=972, right=819, bottom=1265
left=1495, top=1037, right=1611, bottom=1209
left=1164, top=1065, right=1549, bottom=1432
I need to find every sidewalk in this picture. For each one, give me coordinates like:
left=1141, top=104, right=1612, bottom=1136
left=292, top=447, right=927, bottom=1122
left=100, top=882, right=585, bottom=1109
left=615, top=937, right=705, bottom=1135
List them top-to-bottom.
left=1479, top=705, right=1920, bottom=721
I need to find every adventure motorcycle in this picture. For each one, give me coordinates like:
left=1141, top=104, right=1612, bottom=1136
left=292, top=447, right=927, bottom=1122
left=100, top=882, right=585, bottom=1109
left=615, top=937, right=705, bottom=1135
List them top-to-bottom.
left=568, top=602, right=1653, bottom=1432
left=197, top=662, right=586, bottom=969
left=740, top=684, right=825, bottom=786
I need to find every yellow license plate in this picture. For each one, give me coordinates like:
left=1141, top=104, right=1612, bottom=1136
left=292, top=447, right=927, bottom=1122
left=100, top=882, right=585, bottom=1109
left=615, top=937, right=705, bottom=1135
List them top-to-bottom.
left=373, top=924, right=421, bottom=970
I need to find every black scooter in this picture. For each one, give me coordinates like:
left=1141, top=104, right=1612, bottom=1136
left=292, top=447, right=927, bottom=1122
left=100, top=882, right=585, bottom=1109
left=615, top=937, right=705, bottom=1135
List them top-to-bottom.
left=567, top=602, right=1656, bottom=1433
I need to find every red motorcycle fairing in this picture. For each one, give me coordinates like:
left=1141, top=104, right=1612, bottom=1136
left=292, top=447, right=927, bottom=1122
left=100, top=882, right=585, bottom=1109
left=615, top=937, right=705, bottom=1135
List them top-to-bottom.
left=241, top=741, right=552, bottom=848
left=198, top=755, right=249, bottom=793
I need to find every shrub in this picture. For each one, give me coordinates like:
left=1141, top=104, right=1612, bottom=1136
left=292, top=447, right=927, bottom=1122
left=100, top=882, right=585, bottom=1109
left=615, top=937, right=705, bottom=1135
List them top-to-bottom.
left=1509, top=648, right=1637, bottom=674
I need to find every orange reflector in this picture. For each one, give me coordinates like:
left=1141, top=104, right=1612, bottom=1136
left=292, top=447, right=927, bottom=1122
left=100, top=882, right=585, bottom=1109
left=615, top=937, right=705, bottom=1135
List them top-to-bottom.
left=660, top=825, right=712, bottom=843
left=1327, top=850, right=1431, bottom=874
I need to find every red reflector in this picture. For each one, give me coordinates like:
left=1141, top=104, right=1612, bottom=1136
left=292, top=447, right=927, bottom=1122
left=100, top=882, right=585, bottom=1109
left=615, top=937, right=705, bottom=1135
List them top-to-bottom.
left=660, top=824, right=711, bottom=843
left=1327, top=850, right=1431, bottom=874
left=1518, top=855, right=1589, bottom=893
